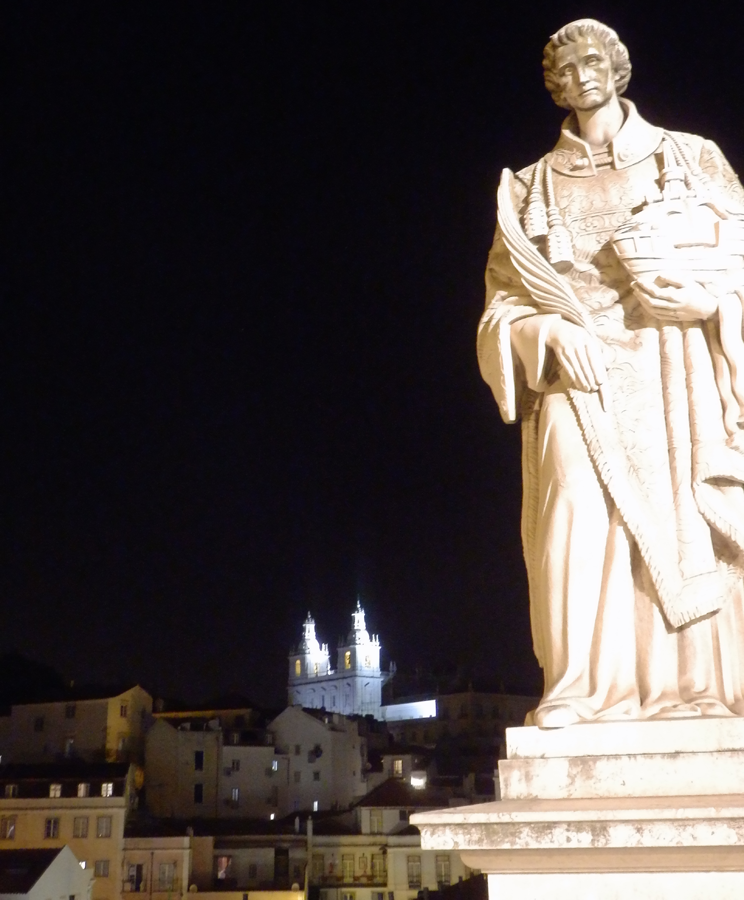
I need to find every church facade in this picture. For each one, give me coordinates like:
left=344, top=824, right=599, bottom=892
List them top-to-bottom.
left=287, top=602, right=390, bottom=718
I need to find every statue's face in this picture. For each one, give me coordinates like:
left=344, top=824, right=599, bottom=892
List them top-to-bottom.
left=552, top=36, right=616, bottom=111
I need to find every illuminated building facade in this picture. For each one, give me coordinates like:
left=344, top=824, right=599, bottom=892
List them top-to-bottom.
left=287, top=602, right=390, bottom=718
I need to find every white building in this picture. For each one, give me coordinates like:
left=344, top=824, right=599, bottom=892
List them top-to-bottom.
left=288, top=603, right=391, bottom=718
left=145, top=706, right=292, bottom=821
left=268, top=707, right=370, bottom=814
left=0, top=847, right=92, bottom=900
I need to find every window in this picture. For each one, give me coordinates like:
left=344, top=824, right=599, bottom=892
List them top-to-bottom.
left=344, top=651, right=351, bottom=670
left=295, top=659, right=301, bottom=675
left=314, top=662, right=319, bottom=676
left=120, top=703, right=128, bottom=718
left=65, top=704, right=76, bottom=719
left=64, top=738, right=75, bottom=757
left=294, top=744, right=301, bottom=756
left=194, top=751, right=204, bottom=771
left=231, top=758, right=240, bottom=771
left=393, top=758, right=403, bottom=777
left=272, top=759, right=278, bottom=771
left=294, top=771, right=301, bottom=784
left=313, top=771, right=320, bottom=782
left=101, top=782, right=113, bottom=798
left=49, top=783, right=62, bottom=798
left=77, top=783, right=90, bottom=798
left=194, top=783, right=203, bottom=804
left=4, top=785, right=17, bottom=799
left=231, top=787, right=240, bottom=803
left=313, top=800, right=319, bottom=811
left=399, top=809, right=408, bottom=822
left=370, top=810, right=383, bottom=834
left=96, top=816, right=112, bottom=838
left=0, top=817, right=16, bottom=840
left=44, top=817, right=60, bottom=839
left=73, top=817, right=89, bottom=838
left=311, top=854, right=324, bottom=880
left=342, top=854, right=354, bottom=882
left=371, top=854, right=385, bottom=881
left=436, top=855, right=451, bottom=887
left=215, top=856, right=232, bottom=880
left=407, top=856, right=421, bottom=888
left=94, top=860, right=110, bottom=878
left=158, top=863, right=176, bottom=890
left=126, top=864, right=144, bottom=891
left=248, top=864, right=258, bottom=880
left=342, top=893, right=355, bottom=900
left=373, top=893, right=385, bottom=900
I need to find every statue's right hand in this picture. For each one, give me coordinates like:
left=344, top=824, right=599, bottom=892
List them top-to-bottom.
left=545, top=319, right=607, bottom=393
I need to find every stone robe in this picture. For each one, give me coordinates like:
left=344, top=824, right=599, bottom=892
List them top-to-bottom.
left=478, top=100, right=744, bottom=725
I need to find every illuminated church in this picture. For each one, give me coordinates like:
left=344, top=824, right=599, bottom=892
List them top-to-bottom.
left=287, top=601, right=390, bottom=718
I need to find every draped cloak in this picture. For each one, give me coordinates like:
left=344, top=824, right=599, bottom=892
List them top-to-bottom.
left=478, top=100, right=744, bottom=721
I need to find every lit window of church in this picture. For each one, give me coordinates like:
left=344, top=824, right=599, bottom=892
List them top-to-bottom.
left=345, top=651, right=351, bottom=669
left=295, top=659, right=301, bottom=676
left=314, top=663, right=319, bottom=676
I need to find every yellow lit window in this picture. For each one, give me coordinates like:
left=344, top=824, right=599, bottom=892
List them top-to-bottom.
left=344, top=651, right=351, bottom=670
left=295, top=659, right=301, bottom=675
left=313, top=662, right=319, bottom=676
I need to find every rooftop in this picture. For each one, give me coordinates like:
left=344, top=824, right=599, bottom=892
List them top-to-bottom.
left=0, top=849, right=63, bottom=894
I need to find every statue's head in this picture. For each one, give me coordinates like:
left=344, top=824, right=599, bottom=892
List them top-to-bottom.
left=543, top=19, right=631, bottom=111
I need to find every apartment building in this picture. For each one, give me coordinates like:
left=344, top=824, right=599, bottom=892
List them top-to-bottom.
left=3, top=686, right=153, bottom=766
left=0, top=762, right=135, bottom=900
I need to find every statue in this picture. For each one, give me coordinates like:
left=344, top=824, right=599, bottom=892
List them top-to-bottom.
left=478, top=18, right=744, bottom=727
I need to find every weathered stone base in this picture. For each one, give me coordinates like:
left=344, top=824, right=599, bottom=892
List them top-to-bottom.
left=412, top=719, right=744, bottom=900
left=487, top=870, right=744, bottom=899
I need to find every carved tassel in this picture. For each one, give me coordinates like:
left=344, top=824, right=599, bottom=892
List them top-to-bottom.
left=660, top=139, right=691, bottom=202
left=523, top=158, right=548, bottom=242
left=544, top=163, right=574, bottom=273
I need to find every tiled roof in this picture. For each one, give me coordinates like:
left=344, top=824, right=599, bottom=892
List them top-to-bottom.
left=11, top=684, right=147, bottom=704
left=0, top=762, right=130, bottom=780
left=355, top=778, right=451, bottom=809
left=0, top=849, right=62, bottom=893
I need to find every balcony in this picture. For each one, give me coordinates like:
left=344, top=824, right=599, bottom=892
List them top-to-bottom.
left=312, top=875, right=387, bottom=888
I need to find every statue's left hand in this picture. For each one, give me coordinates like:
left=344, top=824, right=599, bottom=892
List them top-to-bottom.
left=632, top=273, right=718, bottom=322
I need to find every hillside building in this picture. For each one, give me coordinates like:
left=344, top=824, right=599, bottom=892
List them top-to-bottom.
left=287, top=603, right=392, bottom=718
left=1, top=686, right=153, bottom=766
left=0, top=762, right=136, bottom=900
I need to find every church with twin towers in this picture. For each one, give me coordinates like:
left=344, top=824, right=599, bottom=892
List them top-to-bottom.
left=287, top=601, right=393, bottom=718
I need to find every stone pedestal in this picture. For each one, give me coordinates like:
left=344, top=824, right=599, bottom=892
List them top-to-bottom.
left=411, top=719, right=744, bottom=899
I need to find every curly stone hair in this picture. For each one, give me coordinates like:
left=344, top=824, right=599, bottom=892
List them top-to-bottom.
left=543, top=19, right=632, bottom=109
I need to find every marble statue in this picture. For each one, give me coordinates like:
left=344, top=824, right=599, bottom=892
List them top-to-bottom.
left=478, top=18, right=744, bottom=727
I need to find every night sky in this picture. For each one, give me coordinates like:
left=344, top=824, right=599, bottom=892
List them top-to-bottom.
left=5, top=1, right=744, bottom=707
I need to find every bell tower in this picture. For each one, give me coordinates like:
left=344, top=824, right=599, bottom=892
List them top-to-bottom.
left=287, top=601, right=388, bottom=717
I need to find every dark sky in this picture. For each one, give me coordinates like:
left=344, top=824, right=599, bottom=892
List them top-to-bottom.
left=5, top=1, right=744, bottom=706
